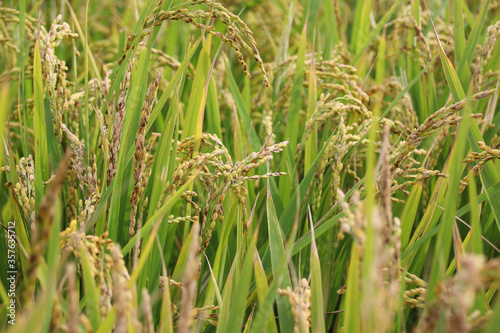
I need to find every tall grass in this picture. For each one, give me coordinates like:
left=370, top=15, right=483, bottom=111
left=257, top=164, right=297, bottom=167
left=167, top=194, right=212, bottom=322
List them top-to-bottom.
left=1, top=0, right=500, bottom=332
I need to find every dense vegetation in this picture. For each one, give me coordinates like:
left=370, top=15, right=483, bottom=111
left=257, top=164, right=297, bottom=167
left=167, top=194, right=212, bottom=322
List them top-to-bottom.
left=1, top=0, right=500, bottom=331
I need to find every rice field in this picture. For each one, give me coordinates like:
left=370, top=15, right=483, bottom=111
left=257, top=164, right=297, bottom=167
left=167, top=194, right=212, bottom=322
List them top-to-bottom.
left=1, top=0, right=500, bottom=332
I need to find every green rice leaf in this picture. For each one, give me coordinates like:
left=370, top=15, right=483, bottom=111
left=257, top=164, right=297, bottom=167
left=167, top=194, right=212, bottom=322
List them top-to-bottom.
left=432, top=17, right=500, bottom=231
left=280, top=22, right=307, bottom=204
left=182, top=35, right=212, bottom=153
left=33, top=41, right=48, bottom=211
left=267, top=178, right=294, bottom=333
left=309, top=212, right=326, bottom=333
left=220, top=232, right=257, bottom=333
left=80, top=244, right=101, bottom=329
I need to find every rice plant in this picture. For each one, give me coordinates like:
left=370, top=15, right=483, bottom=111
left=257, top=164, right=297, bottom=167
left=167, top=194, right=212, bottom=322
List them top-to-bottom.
left=1, top=0, right=500, bottom=332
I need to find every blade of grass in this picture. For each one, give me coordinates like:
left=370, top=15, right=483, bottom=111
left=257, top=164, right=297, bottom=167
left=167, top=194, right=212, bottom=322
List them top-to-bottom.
left=18, top=0, right=28, bottom=156
left=64, top=0, right=102, bottom=82
left=82, top=0, right=90, bottom=164
left=350, top=0, right=372, bottom=54
left=351, top=0, right=402, bottom=65
left=453, top=0, right=466, bottom=67
left=457, top=0, right=491, bottom=82
left=431, top=12, right=500, bottom=231
left=280, top=22, right=307, bottom=204
left=182, top=35, right=211, bottom=150
left=304, top=35, right=317, bottom=173
left=33, top=40, right=48, bottom=211
left=90, top=41, right=200, bottom=233
left=108, top=42, right=153, bottom=242
left=224, top=55, right=262, bottom=153
left=206, top=75, right=222, bottom=138
left=0, top=84, right=9, bottom=164
left=426, top=101, right=471, bottom=308
left=467, top=171, right=487, bottom=314
left=468, top=171, right=483, bottom=255
left=121, top=172, right=198, bottom=255
left=267, top=178, right=294, bottom=333
left=456, top=182, right=500, bottom=217
left=400, top=183, right=423, bottom=251
left=202, top=196, right=239, bottom=307
left=250, top=205, right=298, bottom=333
left=309, top=210, right=326, bottom=333
left=128, top=221, right=161, bottom=287
left=169, top=223, right=197, bottom=286
left=219, top=232, right=257, bottom=333
left=343, top=243, right=361, bottom=331
left=80, top=244, right=101, bottom=330
left=253, top=251, right=279, bottom=333
left=203, top=252, right=223, bottom=307
left=159, top=277, right=173, bottom=333
left=487, top=296, right=500, bottom=333
left=97, top=308, right=117, bottom=333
